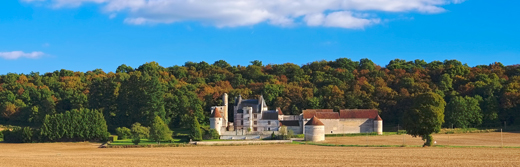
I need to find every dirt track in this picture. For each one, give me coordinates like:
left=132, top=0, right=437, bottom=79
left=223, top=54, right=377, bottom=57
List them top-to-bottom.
left=1, top=142, right=519, bottom=167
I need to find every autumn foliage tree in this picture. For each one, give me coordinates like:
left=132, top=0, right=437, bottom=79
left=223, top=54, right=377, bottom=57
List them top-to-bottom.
left=1, top=59, right=520, bottom=142
left=403, top=92, right=446, bottom=146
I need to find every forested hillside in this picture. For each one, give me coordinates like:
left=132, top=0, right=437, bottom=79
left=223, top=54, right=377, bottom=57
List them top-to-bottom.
left=1, top=58, right=519, bottom=131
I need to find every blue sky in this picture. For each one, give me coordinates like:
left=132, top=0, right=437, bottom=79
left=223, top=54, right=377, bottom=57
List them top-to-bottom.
left=1, top=0, right=519, bottom=74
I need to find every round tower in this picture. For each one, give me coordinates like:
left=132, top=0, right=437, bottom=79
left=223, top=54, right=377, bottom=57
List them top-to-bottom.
left=222, top=93, right=228, bottom=127
left=210, top=108, right=223, bottom=135
left=373, top=115, right=383, bottom=135
left=304, top=116, right=325, bottom=142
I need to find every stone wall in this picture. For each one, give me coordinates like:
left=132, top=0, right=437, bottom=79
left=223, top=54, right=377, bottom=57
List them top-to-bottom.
left=282, top=115, right=300, bottom=121
left=303, top=118, right=375, bottom=134
left=286, top=126, right=303, bottom=134
left=221, top=130, right=281, bottom=136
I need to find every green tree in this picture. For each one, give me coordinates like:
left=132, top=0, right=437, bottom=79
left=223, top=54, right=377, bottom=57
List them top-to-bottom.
left=403, top=92, right=446, bottom=146
left=445, top=96, right=483, bottom=128
left=149, top=116, right=173, bottom=144
left=189, top=116, right=203, bottom=141
left=130, top=122, right=149, bottom=145
left=115, top=127, right=132, bottom=140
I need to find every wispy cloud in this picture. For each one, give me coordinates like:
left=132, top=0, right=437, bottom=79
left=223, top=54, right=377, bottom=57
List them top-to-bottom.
left=22, top=0, right=465, bottom=29
left=0, top=51, right=45, bottom=60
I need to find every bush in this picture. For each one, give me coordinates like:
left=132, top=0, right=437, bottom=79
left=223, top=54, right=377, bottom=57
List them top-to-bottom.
left=130, top=122, right=149, bottom=145
left=131, top=123, right=149, bottom=138
left=3, top=127, right=34, bottom=143
left=116, top=127, right=132, bottom=140
left=201, top=127, right=219, bottom=140
left=204, top=129, right=220, bottom=140
left=0, top=130, right=3, bottom=141
left=397, top=130, right=407, bottom=135
left=111, top=135, right=118, bottom=142
left=132, top=137, right=141, bottom=145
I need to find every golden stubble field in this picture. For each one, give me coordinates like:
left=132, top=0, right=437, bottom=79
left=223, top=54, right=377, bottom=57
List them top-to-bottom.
left=324, top=132, right=520, bottom=147
left=1, top=141, right=520, bottom=167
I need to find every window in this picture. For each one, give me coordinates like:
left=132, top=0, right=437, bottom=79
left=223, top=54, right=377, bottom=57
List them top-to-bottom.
left=254, top=114, right=257, bottom=119
left=241, top=120, right=243, bottom=125
left=254, top=121, right=257, bottom=125
left=268, top=121, right=271, bottom=125
left=253, top=127, right=257, bottom=131
left=268, top=127, right=271, bottom=131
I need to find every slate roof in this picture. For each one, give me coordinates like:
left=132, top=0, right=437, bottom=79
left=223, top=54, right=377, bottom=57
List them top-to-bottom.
left=241, top=99, right=259, bottom=104
left=210, top=108, right=222, bottom=118
left=261, top=111, right=279, bottom=120
left=305, top=116, right=325, bottom=126
left=280, top=120, right=300, bottom=126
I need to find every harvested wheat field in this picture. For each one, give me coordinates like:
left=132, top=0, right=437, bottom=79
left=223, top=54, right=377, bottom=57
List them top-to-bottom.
left=324, top=132, right=520, bottom=147
left=1, top=142, right=520, bottom=167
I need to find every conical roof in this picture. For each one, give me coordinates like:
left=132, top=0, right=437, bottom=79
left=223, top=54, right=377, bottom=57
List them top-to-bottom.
left=211, top=108, right=222, bottom=118
left=374, top=115, right=382, bottom=121
left=305, top=116, right=324, bottom=126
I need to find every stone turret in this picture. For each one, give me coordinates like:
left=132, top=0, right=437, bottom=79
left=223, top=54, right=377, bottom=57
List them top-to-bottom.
left=222, top=93, right=228, bottom=127
left=210, top=108, right=223, bottom=135
left=374, top=115, right=383, bottom=135
left=304, top=116, right=325, bottom=142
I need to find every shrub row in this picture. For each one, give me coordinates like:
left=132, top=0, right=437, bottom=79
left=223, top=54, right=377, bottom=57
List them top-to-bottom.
left=2, top=108, right=110, bottom=143
left=39, top=108, right=110, bottom=142
left=107, top=143, right=192, bottom=148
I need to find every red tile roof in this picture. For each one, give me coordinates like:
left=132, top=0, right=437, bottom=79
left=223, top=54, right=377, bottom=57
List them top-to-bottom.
left=277, top=107, right=283, bottom=115
left=210, top=108, right=222, bottom=118
left=303, top=109, right=380, bottom=119
left=303, top=109, right=334, bottom=113
left=339, top=109, right=379, bottom=119
left=302, top=110, right=316, bottom=119
left=303, top=110, right=339, bottom=119
left=374, top=115, right=383, bottom=121
left=305, top=116, right=325, bottom=126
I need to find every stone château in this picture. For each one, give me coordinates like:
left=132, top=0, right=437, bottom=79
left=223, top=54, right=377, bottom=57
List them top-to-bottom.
left=209, top=93, right=383, bottom=141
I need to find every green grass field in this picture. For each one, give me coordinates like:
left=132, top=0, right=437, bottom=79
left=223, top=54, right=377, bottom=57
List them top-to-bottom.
left=111, top=138, right=184, bottom=145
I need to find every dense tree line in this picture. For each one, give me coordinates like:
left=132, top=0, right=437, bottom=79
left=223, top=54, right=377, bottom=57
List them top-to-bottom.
left=1, top=58, right=520, bottom=134
left=2, top=108, right=109, bottom=143
left=39, top=108, right=109, bottom=142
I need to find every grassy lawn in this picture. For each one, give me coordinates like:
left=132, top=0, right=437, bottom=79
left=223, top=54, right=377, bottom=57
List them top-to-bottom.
left=171, top=128, right=191, bottom=137
left=111, top=138, right=184, bottom=145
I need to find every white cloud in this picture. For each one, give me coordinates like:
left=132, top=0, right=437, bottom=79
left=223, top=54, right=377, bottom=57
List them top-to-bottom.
left=22, top=0, right=465, bottom=29
left=0, top=51, right=45, bottom=60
